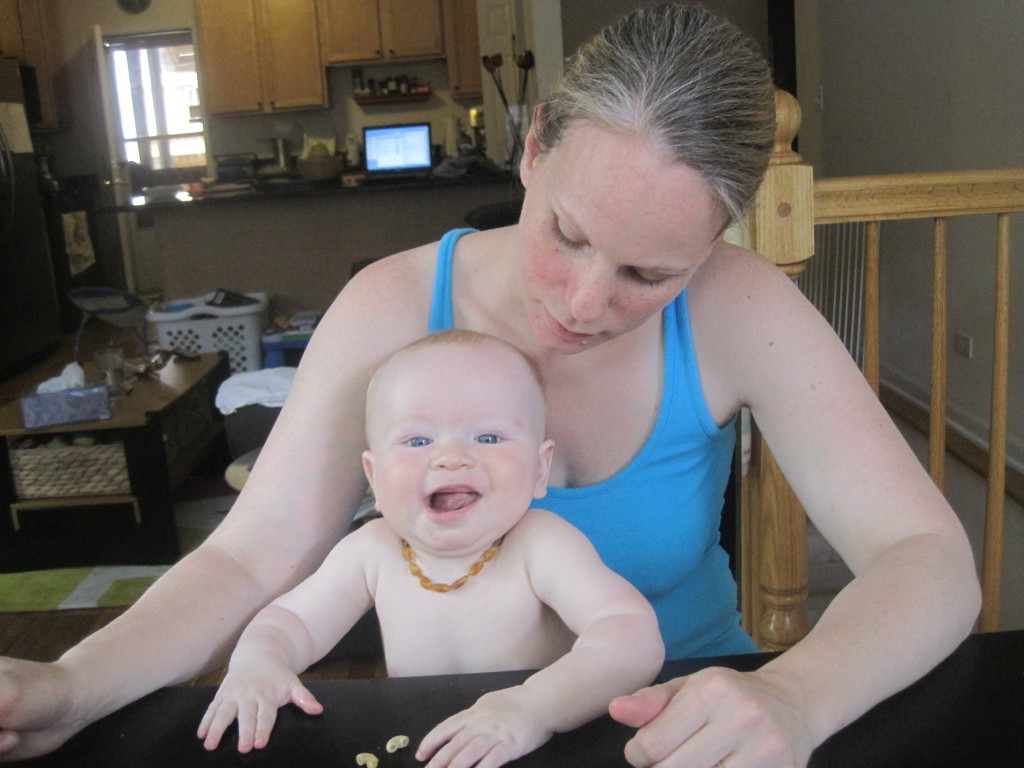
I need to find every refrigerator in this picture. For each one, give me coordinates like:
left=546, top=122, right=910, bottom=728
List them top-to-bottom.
left=0, top=57, right=62, bottom=379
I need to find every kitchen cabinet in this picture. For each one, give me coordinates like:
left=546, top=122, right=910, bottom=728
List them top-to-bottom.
left=0, top=0, right=63, bottom=131
left=194, top=0, right=326, bottom=116
left=317, top=0, right=443, bottom=65
left=441, top=0, right=481, bottom=99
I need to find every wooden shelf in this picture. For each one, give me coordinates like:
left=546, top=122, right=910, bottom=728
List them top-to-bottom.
left=353, top=91, right=431, bottom=105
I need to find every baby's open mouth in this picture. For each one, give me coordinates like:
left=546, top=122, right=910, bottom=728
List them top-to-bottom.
left=428, top=488, right=481, bottom=513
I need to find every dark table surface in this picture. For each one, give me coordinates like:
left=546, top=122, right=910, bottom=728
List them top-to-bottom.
left=17, top=629, right=1024, bottom=767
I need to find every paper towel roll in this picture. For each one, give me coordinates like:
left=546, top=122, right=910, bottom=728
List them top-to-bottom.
left=445, top=116, right=459, bottom=157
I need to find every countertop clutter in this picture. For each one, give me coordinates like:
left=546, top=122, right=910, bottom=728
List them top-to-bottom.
left=126, top=167, right=515, bottom=211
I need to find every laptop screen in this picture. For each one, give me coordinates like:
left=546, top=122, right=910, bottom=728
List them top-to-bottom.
left=363, top=123, right=433, bottom=177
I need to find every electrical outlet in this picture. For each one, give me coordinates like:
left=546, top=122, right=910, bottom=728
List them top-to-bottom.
left=954, top=333, right=974, bottom=359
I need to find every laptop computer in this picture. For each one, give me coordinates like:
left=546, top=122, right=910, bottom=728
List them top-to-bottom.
left=361, top=122, right=433, bottom=183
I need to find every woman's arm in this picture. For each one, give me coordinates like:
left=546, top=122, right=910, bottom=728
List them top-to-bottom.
left=614, top=245, right=980, bottom=767
left=0, top=248, right=436, bottom=762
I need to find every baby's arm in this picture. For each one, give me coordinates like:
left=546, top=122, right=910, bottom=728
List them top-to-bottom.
left=417, top=510, right=664, bottom=767
left=198, top=528, right=377, bottom=752
left=197, top=605, right=325, bottom=753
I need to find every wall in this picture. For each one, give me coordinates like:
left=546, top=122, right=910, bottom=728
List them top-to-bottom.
left=559, top=0, right=768, bottom=58
left=797, top=0, right=1023, bottom=629
left=151, top=181, right=518, bottom=314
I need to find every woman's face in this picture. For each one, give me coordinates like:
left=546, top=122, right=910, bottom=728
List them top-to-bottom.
left=517, top=121, right=727, bottom=353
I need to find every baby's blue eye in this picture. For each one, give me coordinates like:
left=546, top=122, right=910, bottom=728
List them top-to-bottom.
left=476, top=434, right=501, bottom=444
left=408, top=436, right=432, bottom=447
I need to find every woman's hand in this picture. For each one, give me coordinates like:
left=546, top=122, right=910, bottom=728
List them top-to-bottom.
left=0, top=657, right=83, bottom=762
left=196, top=664, right=322, bottom=753
left=609, top=667, right=815, bottom=768
left=416, top=687, right=553, bottom=768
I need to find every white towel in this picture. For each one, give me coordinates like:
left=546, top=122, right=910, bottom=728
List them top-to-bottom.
left=62, top=211, right=96, bottom=275
left=215, top=367, right=296, bottom=415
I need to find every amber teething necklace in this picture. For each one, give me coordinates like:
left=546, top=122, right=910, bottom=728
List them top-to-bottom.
left=401, top=537, right=504, bottom=593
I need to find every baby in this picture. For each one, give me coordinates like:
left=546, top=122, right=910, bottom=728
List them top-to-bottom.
left=197, top=329, right=664, bottom=767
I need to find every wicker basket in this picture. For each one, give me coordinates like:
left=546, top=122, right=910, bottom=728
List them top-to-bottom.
left=10, top=443, right=131, bottom=499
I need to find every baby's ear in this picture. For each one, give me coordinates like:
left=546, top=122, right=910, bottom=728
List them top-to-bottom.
left=533, top=439, right=555, bottom=499
left=361, top=450, right=378, bottom=497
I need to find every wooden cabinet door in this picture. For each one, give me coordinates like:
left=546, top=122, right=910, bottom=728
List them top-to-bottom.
left=0, top=0, right=25, bottom=60
left=16, top=0, right=62, bottom=130
left=194, top=0, right=263, bottom=114
left=254, top=0, right=325, bottom=110
left=317, top=0, right=383, bottom=63
left=379, top=0, right=442, bottom=59
left=441, top=0, right=481, bottom=99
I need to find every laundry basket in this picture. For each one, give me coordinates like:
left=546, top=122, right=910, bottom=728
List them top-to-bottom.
left=147, top=292, right=269, bottom=373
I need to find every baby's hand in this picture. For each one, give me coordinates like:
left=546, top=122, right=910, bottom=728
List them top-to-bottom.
left=196, top=666, right=323, bottom=753
left=415, top=687, right=552, bottom=768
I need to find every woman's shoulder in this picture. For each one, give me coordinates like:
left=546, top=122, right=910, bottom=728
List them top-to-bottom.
left=312, top=240, right=442, bottom=347
left=689, top=240, right=809, bottom=333
left=344, top=241, right=439, bottom=303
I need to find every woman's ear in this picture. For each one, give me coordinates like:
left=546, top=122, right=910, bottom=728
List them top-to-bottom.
left=518, top=105, right=546, bottom=184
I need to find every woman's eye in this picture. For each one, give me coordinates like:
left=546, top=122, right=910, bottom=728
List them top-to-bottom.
left=552, top=221, right=583, bottom=249
left=627, top=268, right=669, bottom=288
left=476, top=434, right=501, bottom=444
left=407, top=436, right=432, bottom=447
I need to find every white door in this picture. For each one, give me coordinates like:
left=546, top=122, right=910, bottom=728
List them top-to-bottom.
left=93, top=24, right=140, bottom=294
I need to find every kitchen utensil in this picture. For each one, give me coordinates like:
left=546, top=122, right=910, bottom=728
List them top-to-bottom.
left=214, top=153, right=257, bottom=183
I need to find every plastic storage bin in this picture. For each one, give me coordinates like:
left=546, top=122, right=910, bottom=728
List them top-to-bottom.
left=147, top=292, right=268, bottom=373
left=262, top=331, right=313, bottom=368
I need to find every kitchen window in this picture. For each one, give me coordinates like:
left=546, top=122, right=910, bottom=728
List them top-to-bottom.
left=104, top=30, right=205, bottom=172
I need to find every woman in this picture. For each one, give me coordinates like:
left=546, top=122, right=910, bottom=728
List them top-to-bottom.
left=0, top=5, right=978, bottom=767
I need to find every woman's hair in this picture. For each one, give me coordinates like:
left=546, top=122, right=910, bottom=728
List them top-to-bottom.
left=533, top=3, right=776, bottom=225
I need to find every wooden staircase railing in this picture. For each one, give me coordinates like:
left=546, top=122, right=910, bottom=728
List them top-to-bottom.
left=742, top=90, right=1024, bottom=649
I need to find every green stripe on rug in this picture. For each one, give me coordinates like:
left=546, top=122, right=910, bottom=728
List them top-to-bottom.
left=0, top=494, right=234, bottom=613
left=0, top=568, right=93, bottom=611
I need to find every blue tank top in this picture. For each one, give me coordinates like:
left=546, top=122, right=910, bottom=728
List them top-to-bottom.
left=429, top=229, right=756, bottom=659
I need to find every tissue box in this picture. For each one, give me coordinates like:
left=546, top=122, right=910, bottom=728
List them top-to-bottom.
left=20, top=384, right=112, bottom=429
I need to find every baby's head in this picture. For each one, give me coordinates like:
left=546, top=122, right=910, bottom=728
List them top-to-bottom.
left=362, top=330, right=554, bottom=557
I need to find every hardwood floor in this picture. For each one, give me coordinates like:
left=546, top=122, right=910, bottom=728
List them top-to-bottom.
left=0, top=606, right=385, bottom=687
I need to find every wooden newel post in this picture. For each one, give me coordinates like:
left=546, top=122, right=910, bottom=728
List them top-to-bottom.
left=742, top=90, right=816, bottom=651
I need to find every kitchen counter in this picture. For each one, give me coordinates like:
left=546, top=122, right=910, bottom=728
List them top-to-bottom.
left=115, top=169, right=519, bottom=212
left=119, top=172, right=522, bottom=314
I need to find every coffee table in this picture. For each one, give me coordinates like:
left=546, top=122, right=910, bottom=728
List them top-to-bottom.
left=0, top=352, right=229, bottom=571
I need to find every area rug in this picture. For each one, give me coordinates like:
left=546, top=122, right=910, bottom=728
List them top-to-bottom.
left=0, top=490, right=236, bottom=612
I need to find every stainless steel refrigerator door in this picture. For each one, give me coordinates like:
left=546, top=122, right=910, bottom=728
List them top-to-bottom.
left=0, top=59, right=62, bottom=378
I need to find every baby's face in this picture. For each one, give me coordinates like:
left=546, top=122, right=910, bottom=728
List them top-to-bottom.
left=362, top=341, right=553, bottom=559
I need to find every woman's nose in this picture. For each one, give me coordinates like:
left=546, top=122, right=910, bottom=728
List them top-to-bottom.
left=565, top=263, right=612, bottom=323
